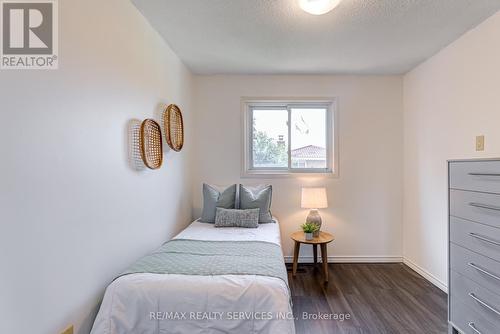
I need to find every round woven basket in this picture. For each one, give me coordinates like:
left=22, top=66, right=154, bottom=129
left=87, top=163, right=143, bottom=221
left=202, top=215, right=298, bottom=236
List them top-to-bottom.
left=164, top=104, right=184, bottom=152
left=139, top=119, right=163, bottom=169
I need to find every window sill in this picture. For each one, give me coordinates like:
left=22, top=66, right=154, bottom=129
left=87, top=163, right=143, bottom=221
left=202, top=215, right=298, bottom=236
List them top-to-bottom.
left=241, top=170, right=338, bottom=179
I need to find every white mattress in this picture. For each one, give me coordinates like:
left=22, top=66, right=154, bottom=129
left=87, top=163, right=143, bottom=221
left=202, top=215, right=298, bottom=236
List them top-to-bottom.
left=91, top=219, right=295, bottom=334
left=174, top=219, right=282, bottom=245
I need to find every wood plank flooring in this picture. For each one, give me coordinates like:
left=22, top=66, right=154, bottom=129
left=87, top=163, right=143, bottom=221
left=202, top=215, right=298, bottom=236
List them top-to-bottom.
left=288, top=263, right=448, bottom=334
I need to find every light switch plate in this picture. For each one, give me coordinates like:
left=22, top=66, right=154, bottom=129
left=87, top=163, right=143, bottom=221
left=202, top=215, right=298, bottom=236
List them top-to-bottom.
left=476, top=135, right=485, bottom=151
left=61, top=325, right=73, bottom=334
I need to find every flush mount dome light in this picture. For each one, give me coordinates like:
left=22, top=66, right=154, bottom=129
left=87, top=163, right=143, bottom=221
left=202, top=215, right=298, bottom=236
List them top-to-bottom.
left=299, top=0, right=342, bottom=15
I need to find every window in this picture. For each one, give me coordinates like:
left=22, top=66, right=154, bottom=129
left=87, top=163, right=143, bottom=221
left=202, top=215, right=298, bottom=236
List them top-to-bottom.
left=242, top=99, right=337, bottom=176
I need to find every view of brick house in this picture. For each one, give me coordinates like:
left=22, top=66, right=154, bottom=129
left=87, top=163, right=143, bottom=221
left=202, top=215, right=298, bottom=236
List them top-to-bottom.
left=291, top=145, right=326, bottom=168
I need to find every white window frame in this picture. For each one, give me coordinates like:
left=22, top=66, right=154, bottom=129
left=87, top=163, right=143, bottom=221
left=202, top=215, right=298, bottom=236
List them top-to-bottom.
left=241, top=97, right=338, bottom=178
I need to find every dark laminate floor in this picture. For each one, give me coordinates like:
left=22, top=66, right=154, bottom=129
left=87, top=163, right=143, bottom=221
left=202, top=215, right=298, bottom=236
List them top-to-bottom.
left=288, top=263, right=448, bottom=334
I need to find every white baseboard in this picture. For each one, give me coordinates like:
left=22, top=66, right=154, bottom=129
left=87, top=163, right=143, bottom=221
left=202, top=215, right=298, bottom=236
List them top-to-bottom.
left=284, top=255, right=403, bottom=263
left=284, top=255, right=448, bottom=293
left=403, top=257, right=448, bottom=293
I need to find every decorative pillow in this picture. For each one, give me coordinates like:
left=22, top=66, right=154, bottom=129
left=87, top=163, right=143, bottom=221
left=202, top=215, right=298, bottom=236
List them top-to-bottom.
left=200, top=184, right=237, bottom=223
left=239, top=184, right=273, bottom=223
left=214, top=208, right=260, bottom=228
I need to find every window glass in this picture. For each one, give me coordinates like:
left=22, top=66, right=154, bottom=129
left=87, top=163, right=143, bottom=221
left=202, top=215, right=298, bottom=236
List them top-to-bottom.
left=290, top=108, right=327, bottom=169
left=252, top=109, right=288, bottom=168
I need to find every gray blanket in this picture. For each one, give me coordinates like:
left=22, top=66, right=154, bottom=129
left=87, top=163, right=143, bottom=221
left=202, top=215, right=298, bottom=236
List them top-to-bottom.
left=119, top=239, right=289, bottom=288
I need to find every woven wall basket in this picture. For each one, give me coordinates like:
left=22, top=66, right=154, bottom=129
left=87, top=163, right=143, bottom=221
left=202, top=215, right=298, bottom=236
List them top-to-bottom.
left=164, top=104, right=184, bottom=152
left=139, top=119, right=163, bottom=169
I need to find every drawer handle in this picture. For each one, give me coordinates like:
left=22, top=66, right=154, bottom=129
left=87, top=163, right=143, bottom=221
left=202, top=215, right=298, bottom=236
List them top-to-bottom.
left=469, top=173, right=500, bottom=177
left=469, top=202, right=500, bottom=212
left=469, top=233, right=500, bottom=247
left=468, top=262, right=500, bottom=282
left=469, top=292, right=500, bottom=316
left=468, top=322, right=482, bottom=334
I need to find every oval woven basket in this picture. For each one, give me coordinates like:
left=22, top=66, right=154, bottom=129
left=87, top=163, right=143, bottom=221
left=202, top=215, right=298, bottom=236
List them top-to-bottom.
left=164, top=104, right=184, bottom=152
left=139, top=119, right=163, bottom=169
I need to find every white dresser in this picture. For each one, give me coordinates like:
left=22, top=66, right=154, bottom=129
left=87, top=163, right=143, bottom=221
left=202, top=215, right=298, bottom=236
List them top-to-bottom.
left=449, top=159, right=500, bottom=334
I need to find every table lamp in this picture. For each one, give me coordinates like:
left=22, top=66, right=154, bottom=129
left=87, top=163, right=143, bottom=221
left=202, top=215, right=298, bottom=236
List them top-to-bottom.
left=301, top=187, right=328, bottom=237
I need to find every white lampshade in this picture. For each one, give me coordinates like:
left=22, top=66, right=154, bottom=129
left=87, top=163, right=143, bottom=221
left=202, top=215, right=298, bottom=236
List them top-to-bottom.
left=299, top=0, right=342, bottom=15
left=301, top=187, right=328, bottom=209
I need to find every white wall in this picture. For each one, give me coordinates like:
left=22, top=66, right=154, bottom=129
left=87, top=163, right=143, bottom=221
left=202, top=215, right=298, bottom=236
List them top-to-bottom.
left=0, top=1, right=194, bottom=333
left=403, top=11, right=500, bottom=291
left=192, top=75, right=403, bottom=262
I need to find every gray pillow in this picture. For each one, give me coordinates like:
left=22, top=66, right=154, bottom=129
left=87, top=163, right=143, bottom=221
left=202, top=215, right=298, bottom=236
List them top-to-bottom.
left=200, top=184, right=237, bottom=223
left=239, top=184, right=273, bottom=223
left=214, top=208, right=260, bottom=228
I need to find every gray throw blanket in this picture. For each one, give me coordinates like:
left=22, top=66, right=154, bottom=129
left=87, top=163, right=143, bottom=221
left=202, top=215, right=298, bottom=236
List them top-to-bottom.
left=118, top=239, right=289, bottom=288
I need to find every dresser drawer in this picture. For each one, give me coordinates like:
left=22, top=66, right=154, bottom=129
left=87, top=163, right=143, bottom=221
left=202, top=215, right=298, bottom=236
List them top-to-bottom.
left=450, top=161, right=500, bottom=194
left=450, top=189, right=500, bottom=229
left=450, top=217, right=500, bottom=261
left=451, top=243, right=500, bottom=296
left=451, top=271, right=500, bottom=327
left=450, top=297, right=498, bottom=334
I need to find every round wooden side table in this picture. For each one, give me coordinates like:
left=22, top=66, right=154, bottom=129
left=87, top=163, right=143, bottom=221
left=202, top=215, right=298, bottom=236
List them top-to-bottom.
left=291, top=231, right=335, bottom=282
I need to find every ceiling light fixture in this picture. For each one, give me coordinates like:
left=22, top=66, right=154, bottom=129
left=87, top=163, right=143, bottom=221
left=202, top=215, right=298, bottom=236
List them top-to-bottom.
left=299, top=0, right=342, bottom=15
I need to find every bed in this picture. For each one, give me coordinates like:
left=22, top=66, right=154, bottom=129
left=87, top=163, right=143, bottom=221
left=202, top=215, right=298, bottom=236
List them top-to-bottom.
left=90, top=219, right=295, bottom=334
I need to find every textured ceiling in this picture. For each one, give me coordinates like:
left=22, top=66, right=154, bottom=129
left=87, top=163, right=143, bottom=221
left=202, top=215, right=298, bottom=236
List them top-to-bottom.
left=132, top=0, right=500, bottom=75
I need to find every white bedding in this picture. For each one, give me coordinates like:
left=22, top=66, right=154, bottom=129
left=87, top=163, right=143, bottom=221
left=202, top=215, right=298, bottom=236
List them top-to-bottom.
left=174, top=219, right=282, bottom=245
left=91, top=220, right=295, bottom=334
